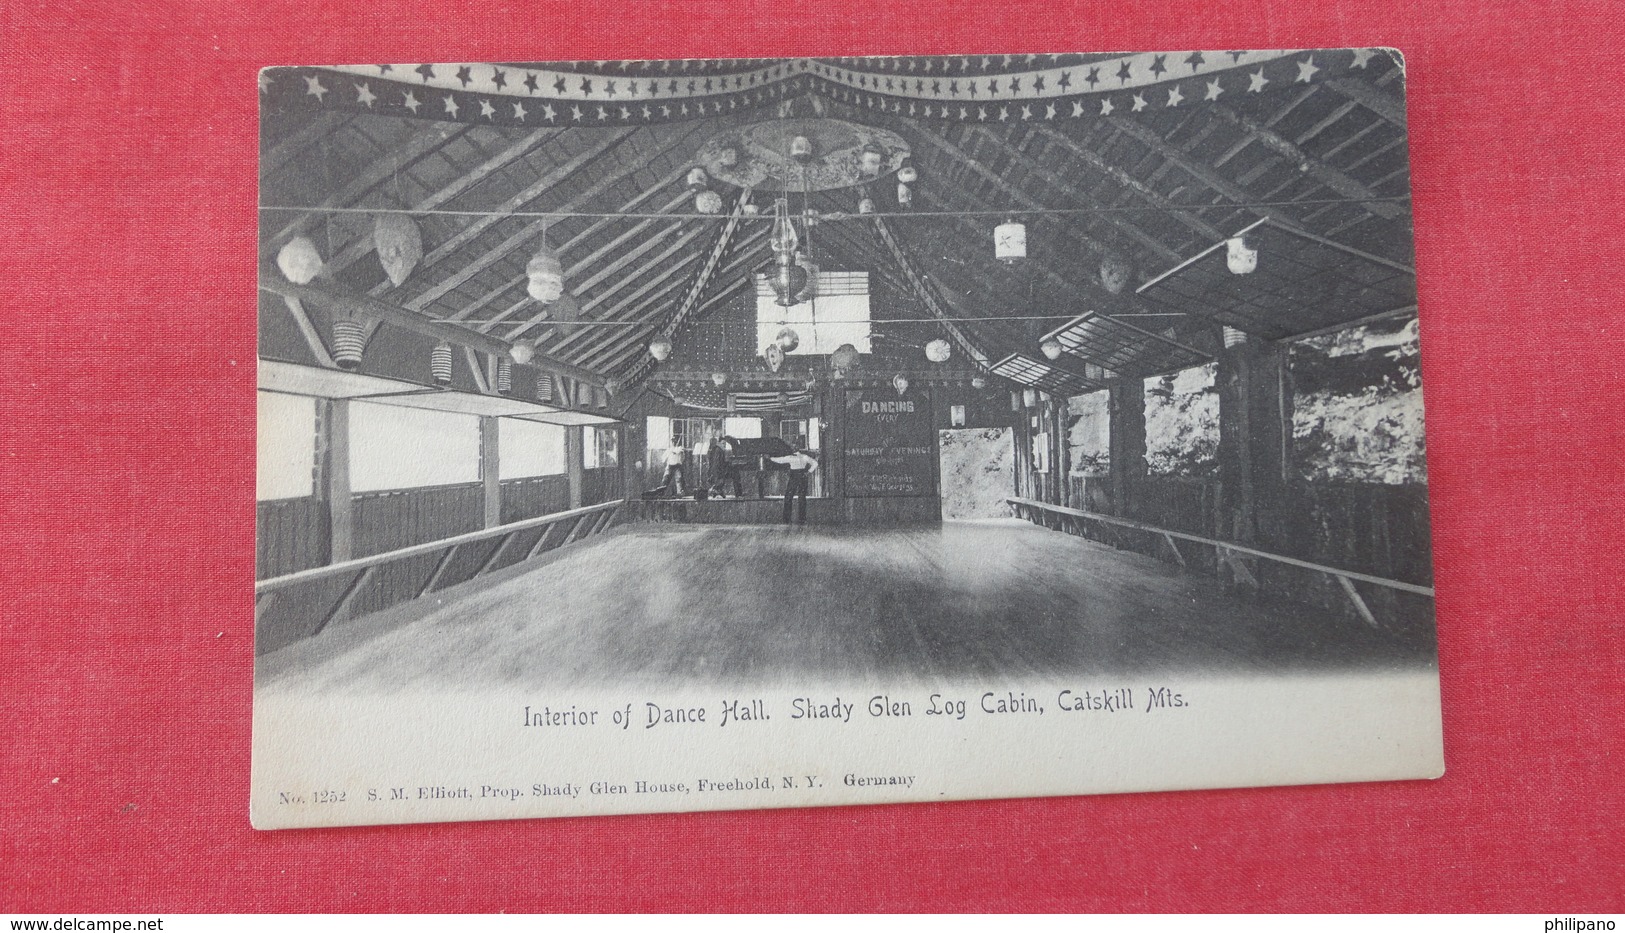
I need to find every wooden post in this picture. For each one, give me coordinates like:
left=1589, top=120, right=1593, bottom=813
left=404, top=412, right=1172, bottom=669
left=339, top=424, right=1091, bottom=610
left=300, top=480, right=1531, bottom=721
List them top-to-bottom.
left=1216, top=333, right=1288, bottom=581
left=1108, top=380, right=1145, bottom=519
left=323, top=398, right=353, bottom=563
left=481, top=416, right=501, bottom=529
left=566, top=426, right=584, bottom=509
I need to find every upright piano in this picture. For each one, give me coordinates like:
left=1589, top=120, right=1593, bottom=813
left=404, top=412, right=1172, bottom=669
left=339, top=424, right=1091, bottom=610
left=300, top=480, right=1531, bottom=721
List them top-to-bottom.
left=713, top=436, right=794, bottom=498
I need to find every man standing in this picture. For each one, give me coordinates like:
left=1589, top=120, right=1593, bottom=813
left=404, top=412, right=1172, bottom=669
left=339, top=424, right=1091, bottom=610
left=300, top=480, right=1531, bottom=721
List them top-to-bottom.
left=660, top=436, right=686, bottom=497
left=769, top=448, right=818, bottom=524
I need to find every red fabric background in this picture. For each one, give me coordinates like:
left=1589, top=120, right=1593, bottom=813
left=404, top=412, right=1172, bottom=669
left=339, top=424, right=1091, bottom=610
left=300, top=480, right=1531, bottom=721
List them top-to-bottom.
left=2, top=0, right=1621, bottom=913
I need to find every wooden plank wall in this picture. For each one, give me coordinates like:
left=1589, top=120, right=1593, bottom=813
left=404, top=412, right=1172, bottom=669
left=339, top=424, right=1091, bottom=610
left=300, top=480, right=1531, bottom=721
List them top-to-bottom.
left=500, top=475, right=570, bottom=524
left=351, top=482, right=484, bottom=559
left=255, top=497, right=329, bottom=580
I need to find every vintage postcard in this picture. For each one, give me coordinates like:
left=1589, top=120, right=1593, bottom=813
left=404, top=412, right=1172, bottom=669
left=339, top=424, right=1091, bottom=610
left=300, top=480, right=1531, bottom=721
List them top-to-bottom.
left=253, top=49, right=1441, bottom=829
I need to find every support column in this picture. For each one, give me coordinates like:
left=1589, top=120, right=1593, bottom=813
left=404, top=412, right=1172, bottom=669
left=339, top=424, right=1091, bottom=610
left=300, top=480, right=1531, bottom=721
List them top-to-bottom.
left=1216, top=335, right=1288, bottom=548
left=1108, top=380, right=1145, bottom=518
left=322, top=398, right=353, bottom=564
left=480, top=416, right=501, bottom=529
left=565, top=426, right=584, bottom=509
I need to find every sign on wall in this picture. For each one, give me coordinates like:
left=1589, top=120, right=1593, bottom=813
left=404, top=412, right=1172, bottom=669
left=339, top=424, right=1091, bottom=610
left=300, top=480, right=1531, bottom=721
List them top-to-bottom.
left=843, top=388, right=936, bottom=498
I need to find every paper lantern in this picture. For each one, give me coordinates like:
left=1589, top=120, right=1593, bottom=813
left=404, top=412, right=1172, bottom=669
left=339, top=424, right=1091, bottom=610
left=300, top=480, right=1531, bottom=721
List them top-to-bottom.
left=790, top=135, right=813, bottom=160
left=859, top=143, right=885, bottom=176
left=897, top=159, right=918, bottom=184
left=685, top=166, right=710, bottom=189
left=896, top=182, right=912, bottom=207
left=695, top=190, right=724, bottom=214
left=858, top=197, right=875, bottom=215
left=741, top=203, right=759, bottom=216
left=373, top=213, right=423, bottom=287
left=994, top=220, right=1026, bottom=262
left=1226, top=235, right=1258, bottom=274
left=276, top=236, right=323, bottom=285
left=526, top=247, right=565, bottom=302
left=793, top=254, right=819, bottom=303
left=1100, top=255, right=1131, bottom=294
left=331, top=319, right=364, bottom=370
left=1223, top=326, right=1248, bottom=348
left=775, top=327, right=801, bottom=352
left=648, top=336, right=673, bottom=361
left=1040, top=338, right=1064, bottom=360
left=925, top=339, right=951, bottom=363
left=430, top=341, right=453, bottom=386
left=509, top=342, right=534, bottom=365
left=765, top=343, right=785, bottom=372
left=831, top=343, right=861, bottom=373
left=496, top=359, right=513, bottom=394
left=711, top=372, right=728, bottom=387
left=535, top=374, right=554, bottom=401
left=892, top=374, right=910, bottom=396
left=971, top=375, right=987, bottom=390
left=1023, top=388, right=1039, bottom=408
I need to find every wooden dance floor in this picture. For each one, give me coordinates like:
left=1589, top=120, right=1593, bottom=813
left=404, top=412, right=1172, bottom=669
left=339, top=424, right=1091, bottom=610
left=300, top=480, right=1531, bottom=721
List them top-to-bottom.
left=257, top=520, right=1430, bottom=693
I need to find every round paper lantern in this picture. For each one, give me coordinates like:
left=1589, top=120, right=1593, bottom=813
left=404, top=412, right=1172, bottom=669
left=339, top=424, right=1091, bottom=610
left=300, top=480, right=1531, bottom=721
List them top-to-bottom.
left=790, top=135, right=813, bottom=160
left=859, top=143, right=885, bottom=176
left=897, top=161, right=919, bottom=184
left=686, top=166, right=710, bottom=189
left=896, top=182, right=912, bottom=207
left=695, top=190, right=724, bottom=214
left=857, top=197, right=876, bottom=215
left=373, top=214, right=423, bottom=287
left=994, top=220, right=1026, bottom=262
left=1226, top=235, right=1258, bottom=274
left=276, top=236, right=324, bottom=285
left=526, top=247, right=565, bottom=302
left=1100, top=255, right=1131, bottom=294
left=331, top=319, right=365, bottom=370
left=775, top=327, right=800, bottom=352
left=648, top=336, right=673, bottom=361
left=924, top=338, right=952, bottom=363
left=1040, top=338, right=1064, bottom=360
left=430, top=341, right=454, bottom=386
left=509, top=342, right=534, bottom=365
left=765, top=343, right=785, bottom=372
left=831, top=343, right=861, bottom=373
left=711, top=372, right=728, bottom=387
left=892, top=374, right=910, bottom=396
left=971, top=375, right=987, bottom=390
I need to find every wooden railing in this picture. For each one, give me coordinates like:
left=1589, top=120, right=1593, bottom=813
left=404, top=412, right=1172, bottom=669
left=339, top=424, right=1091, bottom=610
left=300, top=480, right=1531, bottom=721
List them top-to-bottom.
left=1007, top=496, right=1433, bottom=628
left=254, top=499, right=625, bottom=654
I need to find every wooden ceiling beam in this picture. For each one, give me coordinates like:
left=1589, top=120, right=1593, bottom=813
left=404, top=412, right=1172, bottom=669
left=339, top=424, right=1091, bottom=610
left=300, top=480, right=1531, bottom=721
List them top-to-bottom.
left=1323, top=77, right=1407, bottom=129
left=1205, top=104, right=1405, bottom=219
left=260, top=111, right=352, bottom=181
left=262, top=124, right=475, bottom=258
left=1028, top=125, right=1227, bottom=243
left=968, top=126, right=1184, bottom=264
left=317, top=127, right=561, bottom=278
left=400, top=129, right=640, bottom=311
left=617, top=196, right=752, bottom=384
left=550, top=232, right=712, bottom=356
left=257, top=267, right=604, bottom=387
left=596, top=274, right=759, bottom=376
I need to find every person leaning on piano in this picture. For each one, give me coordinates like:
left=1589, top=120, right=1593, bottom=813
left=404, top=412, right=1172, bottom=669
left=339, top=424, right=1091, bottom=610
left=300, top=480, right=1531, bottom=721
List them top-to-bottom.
left=709, top=433, right=743, bottom=499
left=769, top=449, right=818, bottom=525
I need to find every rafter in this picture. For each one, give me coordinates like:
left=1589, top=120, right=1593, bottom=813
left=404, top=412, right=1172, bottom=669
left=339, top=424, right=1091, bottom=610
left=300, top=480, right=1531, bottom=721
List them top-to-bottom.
left=1323, top=77, right=1407, bottom=129
left=1206, top=104, right=1405, bottom=219
left=260, top=111, right=352, bottom=181
left=262, top=124, right=474, bottom=257
left=968, top=125, right=1183, bottom=264
left=1028, top=125, right=1227, bottom=243
left=322, top=127, right=561, bottom=278
left=617, top=196, right=750, bottom=383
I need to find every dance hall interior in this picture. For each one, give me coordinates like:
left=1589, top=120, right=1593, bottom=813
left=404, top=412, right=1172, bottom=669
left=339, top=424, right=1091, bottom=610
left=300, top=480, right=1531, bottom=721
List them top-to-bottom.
left=255, top=51, right=1435, bottom=692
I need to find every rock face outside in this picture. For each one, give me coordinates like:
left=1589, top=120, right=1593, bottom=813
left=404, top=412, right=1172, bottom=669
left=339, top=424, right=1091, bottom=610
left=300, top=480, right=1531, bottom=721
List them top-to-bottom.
left=938, top=427, right=1014, bottom=520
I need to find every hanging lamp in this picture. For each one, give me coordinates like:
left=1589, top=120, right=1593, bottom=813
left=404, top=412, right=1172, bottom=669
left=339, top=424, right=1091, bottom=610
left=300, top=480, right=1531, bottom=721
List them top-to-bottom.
left=373, top=213, right=423, bottom=287
left=994, top=219, right=1027, bottom=262
left=1226, top=235, right=1258, bottom=274
left=276, top=237, right=324, bottom=285
left=648, top=335, right=673, bottom=361
left=925, top=339, right=952, bottom=363
left=430, top=341, right=454, bottom=386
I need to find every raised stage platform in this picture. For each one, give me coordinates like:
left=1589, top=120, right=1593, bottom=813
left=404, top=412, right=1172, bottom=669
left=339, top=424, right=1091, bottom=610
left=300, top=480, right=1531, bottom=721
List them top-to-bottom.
left=632, top=495, right=942, bottom=525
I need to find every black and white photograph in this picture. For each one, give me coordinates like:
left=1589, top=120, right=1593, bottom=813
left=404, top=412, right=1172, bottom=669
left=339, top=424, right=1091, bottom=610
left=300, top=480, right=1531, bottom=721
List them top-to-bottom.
left=252, top=49, right=1441, bottom=829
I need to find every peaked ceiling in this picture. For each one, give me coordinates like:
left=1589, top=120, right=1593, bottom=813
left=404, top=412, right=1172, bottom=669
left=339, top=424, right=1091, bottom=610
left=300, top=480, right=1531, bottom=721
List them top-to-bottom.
left=258, top=50, right=1415, bottom=396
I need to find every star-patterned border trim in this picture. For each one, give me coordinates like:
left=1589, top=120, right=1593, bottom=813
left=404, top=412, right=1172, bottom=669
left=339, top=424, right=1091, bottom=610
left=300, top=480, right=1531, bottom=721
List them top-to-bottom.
left=260, top=49, right=1394, bottom=128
